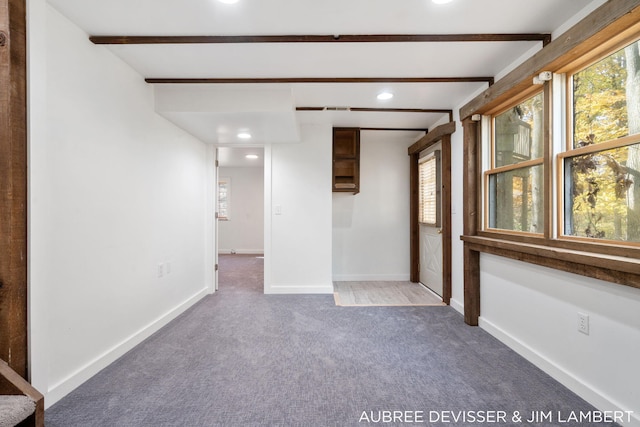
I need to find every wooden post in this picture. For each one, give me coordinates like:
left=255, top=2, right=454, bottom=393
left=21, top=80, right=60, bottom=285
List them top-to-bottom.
left=0, top=0, right=28, bottom=377
left=462, top=117, right=480, bottom=325
left=441, top=135, right=452, bottom=305
left=409, top=153, right=419, bottom=282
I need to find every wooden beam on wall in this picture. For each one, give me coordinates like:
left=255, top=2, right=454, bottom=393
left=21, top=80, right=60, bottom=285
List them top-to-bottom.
left=0, top=0, right=28, bottom=378
left=459, top=1, right=640, bottom=119
left=90, top=33, right=551, bottom=45
left=296, top=106, right=451, bottom=114
left=296, top=107, right=453, bottom=123
left=352, top=107, right=451, bottom=114
left=462, top=118, right=481, bottom=325
left=462, top=118, right=480, bottom=237
left=407, top=121, right=456, bottom=155
left=360, top=128, right=429, bottom=132
left=441, top=135, right=452, bottom=305
left=409, top=153, right=420, bottom=283
left=463, top=236, right=640, bottom=289
left=463, top=248, right=480, bottom=326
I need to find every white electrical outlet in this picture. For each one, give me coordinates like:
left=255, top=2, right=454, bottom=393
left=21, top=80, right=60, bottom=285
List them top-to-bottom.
left=157, top=263, right=164, bottom=278
left=577, top=312, right=589, bottom=335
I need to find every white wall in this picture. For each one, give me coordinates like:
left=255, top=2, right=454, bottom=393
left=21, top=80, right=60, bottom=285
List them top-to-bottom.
left=29, top=4, right=213, bottom=407
left=448, top=111, right=466, bottom=313
left=265, top=125, right=333, bottom=294
left=332, top=131, right=412, bottom=281
left=218, top=166, right=264, bottom=254
left=479, top=255, right=640, bottom=426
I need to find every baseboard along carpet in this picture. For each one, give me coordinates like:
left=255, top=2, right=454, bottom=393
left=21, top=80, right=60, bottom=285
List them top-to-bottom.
left=45, top=254, right=616, bottom=427
left=334, top=281, right=445, bottom=306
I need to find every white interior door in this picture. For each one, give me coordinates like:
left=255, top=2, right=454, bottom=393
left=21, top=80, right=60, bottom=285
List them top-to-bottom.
left=418, top=143, right=443, bottom=297
left=419, top=223, right=443, bottom=296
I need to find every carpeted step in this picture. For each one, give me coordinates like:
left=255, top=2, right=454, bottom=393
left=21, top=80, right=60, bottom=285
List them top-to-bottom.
left=0, top=395, right=36, bottom=427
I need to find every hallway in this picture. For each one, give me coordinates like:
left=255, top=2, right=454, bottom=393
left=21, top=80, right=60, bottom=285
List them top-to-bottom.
left=217, top=254, right=264, bottom=294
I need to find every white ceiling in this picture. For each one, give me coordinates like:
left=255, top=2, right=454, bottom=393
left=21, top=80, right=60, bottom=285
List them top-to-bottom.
left=47, top=0, right=601, bottom=146
left=218, top=147, right=264, bottom=168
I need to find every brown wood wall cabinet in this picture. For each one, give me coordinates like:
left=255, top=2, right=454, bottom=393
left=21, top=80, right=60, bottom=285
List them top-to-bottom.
left=332, top=127, right=360, bottom=194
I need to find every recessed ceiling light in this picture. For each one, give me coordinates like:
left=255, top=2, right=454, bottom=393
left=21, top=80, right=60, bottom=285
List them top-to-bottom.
left=218, top=0, right=239, bottom=4
left=432, top=0, right=453, bottom=4
left=377, top=92, right=394, bottom=101
left=237, top=132, right=252, bottom=140
left=245, top=154, right=259, bottom=159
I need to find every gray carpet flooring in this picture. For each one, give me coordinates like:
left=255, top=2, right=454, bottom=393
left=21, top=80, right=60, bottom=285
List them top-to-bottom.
left=45, top=254, right=614, bottom=426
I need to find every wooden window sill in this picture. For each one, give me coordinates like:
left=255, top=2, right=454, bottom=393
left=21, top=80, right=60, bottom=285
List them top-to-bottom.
left=461, top=234, right=640, bottom=290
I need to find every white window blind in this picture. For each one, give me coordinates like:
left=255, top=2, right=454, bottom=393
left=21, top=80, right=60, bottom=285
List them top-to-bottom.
left=418, top=151, right=441, bottom=226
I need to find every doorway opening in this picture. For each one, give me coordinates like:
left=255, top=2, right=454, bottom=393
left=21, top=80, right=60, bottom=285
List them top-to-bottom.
left=216, top=147, right=265, bottom=290
left=217, top=254, right=265, bottom=294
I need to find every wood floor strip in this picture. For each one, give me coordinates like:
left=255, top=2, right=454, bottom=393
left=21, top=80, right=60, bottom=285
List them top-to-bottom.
left=333, top=281, right=445, bottom=307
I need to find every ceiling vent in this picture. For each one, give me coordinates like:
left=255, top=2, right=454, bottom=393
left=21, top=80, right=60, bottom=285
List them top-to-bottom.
left=324, top=106, right=351, bottom=111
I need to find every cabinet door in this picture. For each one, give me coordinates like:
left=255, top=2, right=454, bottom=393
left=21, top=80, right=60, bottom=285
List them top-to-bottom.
left=332, top=128, right=360, bottom=193
left=333, top=128, right=359, bottom=158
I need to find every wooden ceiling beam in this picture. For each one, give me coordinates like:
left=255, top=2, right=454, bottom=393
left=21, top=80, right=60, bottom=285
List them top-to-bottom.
left=90, top=33, right=551, bottom=45
left=145, top=77, right=494, bottom=85
left=296, top=106, right=453, bottom=122
left=296, top=107, right=451, bottom=113
left=351, top=107, right=451, bottom=114
left=408, top=121, right=456, bottom=155
left=361, top=128, right=429, bottom=132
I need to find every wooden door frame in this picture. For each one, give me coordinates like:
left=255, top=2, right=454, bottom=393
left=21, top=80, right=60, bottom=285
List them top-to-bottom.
left=0, top=0, right=28, bottom=378
left=408, top=122, right=455, bottom=305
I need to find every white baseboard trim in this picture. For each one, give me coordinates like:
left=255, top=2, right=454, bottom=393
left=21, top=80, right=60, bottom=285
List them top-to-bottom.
left=219, top=249, right=264, bottom=255
left=332, top=274, right=411, bottom=282
left=265, top=283, right=334, bottom=294
left=45, top=287, right=209, bottom=409
left=479, top=317, right=640, bottom=427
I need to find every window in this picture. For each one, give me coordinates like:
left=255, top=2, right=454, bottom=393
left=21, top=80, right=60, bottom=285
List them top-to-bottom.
left=461, top=3, right=640, bottom=317
left=480, top=37, right=640, bottom=245
left=561, top=39, right=640, bottom=243
left=487, top=92, right=545, bottom=234
left=418, top=151, right=441, bottom=226
left=217, top=177, right=230, bottom=220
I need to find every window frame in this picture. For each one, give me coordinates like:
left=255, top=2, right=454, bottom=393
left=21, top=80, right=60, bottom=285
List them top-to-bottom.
left=460, top=2, right=640, bottom=326
left=465, top=22, right=640, bottom=291
left=477, top=34, right=640, bottom=254
left=557, top=38, right=640, bottom=247
left=484, top=88, right=546, bottom=236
